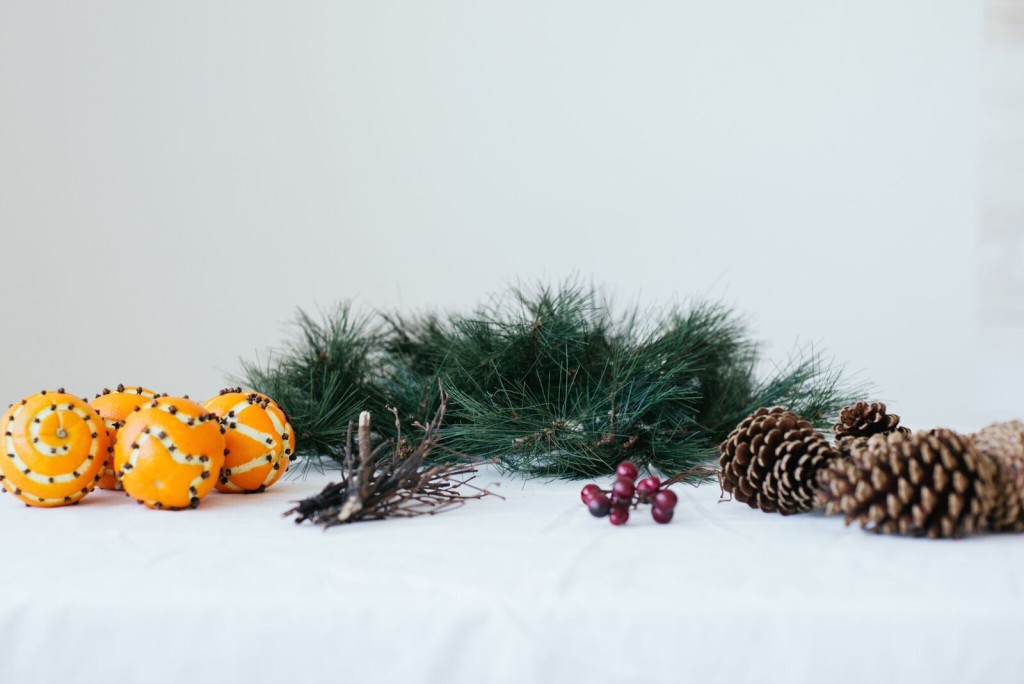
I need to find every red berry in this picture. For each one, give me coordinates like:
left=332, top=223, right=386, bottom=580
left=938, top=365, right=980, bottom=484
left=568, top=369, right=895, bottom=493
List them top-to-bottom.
left=615, top=461, right=639, bottom=481
left=636, top=476, right=660, bottom=500
left=611, top=478, right=635, bottom=502
left=580, top=484, right=601, bottom=504
left=654, top=489, right=678, bottom=511
left=588, top=494, right=611, bottom=518
left=609, top=505, right=630, bottom=526
left=651, top=506, right=674, bottom=524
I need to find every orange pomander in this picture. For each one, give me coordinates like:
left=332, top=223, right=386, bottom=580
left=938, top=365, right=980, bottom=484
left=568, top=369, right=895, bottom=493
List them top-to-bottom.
left=89, top=384, right=160, bottom=490
left=0, top=389, right=110, bottom=507
left=203, top=389, right=294, bottom=493
left=114, top=396, right=225, bottom=510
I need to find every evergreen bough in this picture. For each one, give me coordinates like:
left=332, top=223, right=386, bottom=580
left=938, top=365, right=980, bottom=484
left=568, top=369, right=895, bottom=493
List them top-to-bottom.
left=240, top=282, right=862, bottom=480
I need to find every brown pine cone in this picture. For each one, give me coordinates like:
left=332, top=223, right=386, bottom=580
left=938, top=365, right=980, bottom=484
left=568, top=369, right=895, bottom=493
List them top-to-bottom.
left=832, top=402, right=909, bottom=455
left=720, top=407, right=839, bottom=515
left=971, top=421, right=1024, bottom=533
left=819, top=429, right=998, bottom=538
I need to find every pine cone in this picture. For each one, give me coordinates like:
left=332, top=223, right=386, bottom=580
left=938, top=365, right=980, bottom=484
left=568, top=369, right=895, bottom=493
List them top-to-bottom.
left=832, top=401, right=910, bottom=455
left=720, top=407, right=839, bottom=515
left=971, top=421, right=1024, bottom=533
left=819, top=429, right=998, bottom=538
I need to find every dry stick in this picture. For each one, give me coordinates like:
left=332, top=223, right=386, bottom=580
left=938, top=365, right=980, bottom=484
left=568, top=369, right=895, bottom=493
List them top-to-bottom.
left=356, top=411, right=374, bottom=499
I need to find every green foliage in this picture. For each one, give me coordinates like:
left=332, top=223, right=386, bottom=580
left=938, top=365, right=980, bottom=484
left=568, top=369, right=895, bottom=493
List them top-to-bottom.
left=239, top=283, right=864, bottom=480
left=239, top=305, right=385, bottom=464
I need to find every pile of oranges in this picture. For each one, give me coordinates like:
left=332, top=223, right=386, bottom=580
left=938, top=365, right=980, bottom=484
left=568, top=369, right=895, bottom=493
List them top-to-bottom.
left=0, top=385, right=294, bottom=510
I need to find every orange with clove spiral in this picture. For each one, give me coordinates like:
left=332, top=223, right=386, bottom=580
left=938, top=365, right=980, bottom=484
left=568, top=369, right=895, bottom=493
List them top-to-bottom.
left=89, top=385, right=160, bottom=490
left=0, top=389, right=110, bottom=507
left=202, top=389, right=294, bottom=493
left=114, top=396, right=225, bottom=510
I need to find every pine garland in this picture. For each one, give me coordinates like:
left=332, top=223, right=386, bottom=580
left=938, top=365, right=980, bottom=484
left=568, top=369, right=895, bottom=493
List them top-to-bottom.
left=240, top=282, right=862, bottom=480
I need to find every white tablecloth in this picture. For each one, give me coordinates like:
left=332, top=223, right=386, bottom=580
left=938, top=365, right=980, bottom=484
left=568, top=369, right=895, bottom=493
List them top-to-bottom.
left=2, top=466, right=1023, bottom=684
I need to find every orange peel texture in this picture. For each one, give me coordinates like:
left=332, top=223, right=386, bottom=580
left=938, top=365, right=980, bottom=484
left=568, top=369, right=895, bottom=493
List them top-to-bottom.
left=89, top=384, right=160, bottom=490
left=1, top=389, right=110, bottom=507
left=203, top=389, right=294, bottom=493
left=114, top=396, right=225, bottom=510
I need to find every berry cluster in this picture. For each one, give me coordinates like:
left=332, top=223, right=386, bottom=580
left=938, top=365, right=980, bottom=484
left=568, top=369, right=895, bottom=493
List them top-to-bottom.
left=580, top=461, right=679, bottom=525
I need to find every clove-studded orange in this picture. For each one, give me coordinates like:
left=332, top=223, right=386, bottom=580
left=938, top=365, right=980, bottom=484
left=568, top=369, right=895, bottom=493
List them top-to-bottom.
left=89, top=385, right=160, bottom=490
left=0, top=389, right=110, bottom=507
left=203, top=389, right=293, bottom=493
left=114, top=396, right=225, bottom=510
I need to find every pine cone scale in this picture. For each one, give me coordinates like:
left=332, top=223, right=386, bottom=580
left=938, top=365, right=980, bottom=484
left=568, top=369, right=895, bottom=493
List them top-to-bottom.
left=908, top=459, right=923, bottom=486
left=950, top=465, right=966, bottom=493
left=896, top=477, right=912, bottom=505
left=854, top=480, right=871, bottom=504
left=919, top=487, right=936, bottom=515
left=948, top=493, right=964, bottom=519
left=885, top=494, right=901, bottom=519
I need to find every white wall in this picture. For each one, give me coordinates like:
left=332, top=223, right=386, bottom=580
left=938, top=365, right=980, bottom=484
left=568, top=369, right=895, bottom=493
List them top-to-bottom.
left=980, top=0, right=1024, bottom=426
left=0, top=1, right=993, bottom=429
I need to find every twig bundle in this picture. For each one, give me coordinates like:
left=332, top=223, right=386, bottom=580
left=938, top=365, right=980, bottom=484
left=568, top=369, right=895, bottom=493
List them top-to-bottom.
left=284, top=392, right=498, bottom=528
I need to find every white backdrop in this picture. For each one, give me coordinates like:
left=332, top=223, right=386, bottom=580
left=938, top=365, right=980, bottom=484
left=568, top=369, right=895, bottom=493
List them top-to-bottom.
left=0, top=1, right=1005, bottom=430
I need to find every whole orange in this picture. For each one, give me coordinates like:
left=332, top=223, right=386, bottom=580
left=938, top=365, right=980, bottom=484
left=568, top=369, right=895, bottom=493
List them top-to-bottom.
left=1, top=389, right=109, bottom=507
left=203, top=389, right=294, bottom=493
left=114, top=396, right=225, bottom=510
